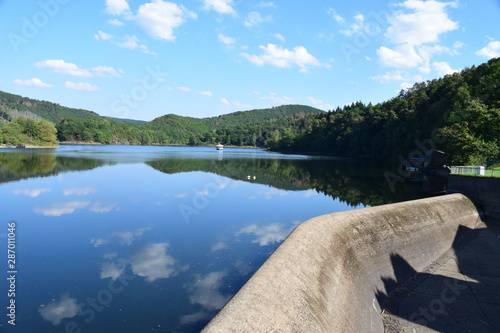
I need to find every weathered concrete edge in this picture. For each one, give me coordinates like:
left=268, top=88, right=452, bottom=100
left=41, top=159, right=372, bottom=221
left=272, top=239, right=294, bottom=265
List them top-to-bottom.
left=448, top=174, right=500, bottom=219
left=202, top=194, right=481, bottom=333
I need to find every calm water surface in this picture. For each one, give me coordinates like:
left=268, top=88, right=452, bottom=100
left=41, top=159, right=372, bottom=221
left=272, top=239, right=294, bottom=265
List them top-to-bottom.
left=0, top=145, right=428, bottom=332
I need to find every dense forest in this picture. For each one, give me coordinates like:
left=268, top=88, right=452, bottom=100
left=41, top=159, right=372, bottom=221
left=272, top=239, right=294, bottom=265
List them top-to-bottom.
left=269, top=57, right=500, bottom=165
left=1, top=58, right=499, bottom=165
left=0, top=90, right=102, bottom=123
left=55, top=105, right=323, bottom=146
left=0, top=117, right=57, bottom=146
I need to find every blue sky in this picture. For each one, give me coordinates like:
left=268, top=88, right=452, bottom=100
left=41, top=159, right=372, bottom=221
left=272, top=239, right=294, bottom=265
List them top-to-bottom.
left=1, top=0, right=499, bottom=121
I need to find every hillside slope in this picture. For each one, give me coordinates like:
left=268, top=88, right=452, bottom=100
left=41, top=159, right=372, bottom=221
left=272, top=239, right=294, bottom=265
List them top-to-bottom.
left=270, top=57, right=500, bottom=165
left=0, top=91, right=101, bottom=123
left=145, top=105, right=324, bottom=144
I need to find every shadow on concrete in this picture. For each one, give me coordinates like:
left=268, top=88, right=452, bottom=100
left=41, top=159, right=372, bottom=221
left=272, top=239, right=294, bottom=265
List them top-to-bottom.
left=376, top=216, right=500, bottom=332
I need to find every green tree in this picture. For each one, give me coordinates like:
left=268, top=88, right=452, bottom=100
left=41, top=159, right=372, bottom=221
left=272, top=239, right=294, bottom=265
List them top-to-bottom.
left=14, top=117, right=39, bottom=144
left=38, top=120, right=58, bottom=145
left=1, top=122, right=26, bottom=144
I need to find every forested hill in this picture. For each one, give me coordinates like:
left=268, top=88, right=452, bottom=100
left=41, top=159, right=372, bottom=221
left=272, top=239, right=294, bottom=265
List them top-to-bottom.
left=269, top=57, right=500, bottom=165
left=0, top=86, right=324, bottom=147
left=0, top=90, right=101, bottom=123
left=144, top=105, right=324, bottom=145
left=206, top=105, right=323, bottom=126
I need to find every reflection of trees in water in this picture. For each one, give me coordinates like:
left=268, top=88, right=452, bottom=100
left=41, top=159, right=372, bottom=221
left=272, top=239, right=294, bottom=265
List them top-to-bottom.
left=0, top=151, right=428, bottom=206
left=0, top=153, right=105, bottom=183
left=0, top=153, right=57, bottom=176
left=147, top=158, right=429, bottom=207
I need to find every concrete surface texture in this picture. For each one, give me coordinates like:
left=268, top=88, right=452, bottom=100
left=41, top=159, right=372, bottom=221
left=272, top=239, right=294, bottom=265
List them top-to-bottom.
left=448, top=174, right=500, bottom=219
left=202, top=194, right=483, bottom=332
left=381, top=215, right=500, bottom=332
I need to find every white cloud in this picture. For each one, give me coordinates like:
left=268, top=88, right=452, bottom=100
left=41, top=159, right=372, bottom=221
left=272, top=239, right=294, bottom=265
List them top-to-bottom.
left=105, top=0, right=130, bottom=16
left=135, top=0, right=197, bottom=41
left=203, top=0, right=236, bottom=15
left=376, top=0, right=459, bottom=71
left=386, top=0, right=458, bottom=46
left=258, top=1, right=276, bottom=8
left=328, top=8, right=345, bottom=24
left=244, top=11, right=272, bottom=27
left=339, top=14, right=365, bottom=36
left=107, top=18, right=124, bottom=26
left=94, top=30, right=114, bottom=40
left=218, top=33, right=236, bottom=45
left=274, top=33, right=285, bottom=42
left=115, top=35, right=157, bottom=55
left=476, top=40, right=500, bottom=59
left=453, top=41, right=465, bottom=50
left=241, top=44, right=330, bottom=73
left=377, top=44, right=423, bottom=68
left=417, top=44, right=451, bottom=73
left=35, top=59, right=92, bottom=77
left=433, top=61, right=458, bottom=76
left=92, top=66, right=122, bottom=78
left=372, top=70, right=409, bottom=83
left=13, top=78, right=52, bottom=88
left=64, top=81, right=100, bottom=91
left=400, top=82, right=414, bottom=91
left=177, top=86, right=191, bottom=92
left=200, top=91, right=213, bottom=96
left=261, top=92, right=292, bottom=105
left=307, top=96, right=333, bottom=110
left=220, top=98, right=229, bottom=105
left=234, top=100, right=252, bottom=110
left=63, top=187, right=97, bottom=196
left=12, top=188, right=51, bottom=197
left=255, top=188, right=288, bottom=199
left=303, top=190, right=318, bottom=198
left=34, top=201, right=90, bottom=216
left=90, top=203, right=119, bottom=213
left=236, top=223, right=292, bottom=246
left=113, top=227, right=150, bottom=245
left=90, top=237, right=109, bottom=248
left=211, top=242, right=228, bottom=251
left=129, top=243, right=176, bottom=282
left=103, top=252, right=118, bottom=260
left=100, top=261, right=125, bottom=280
left=181, top=271, right=232, bottom=324
left=187, top=271, right=231, bottom=311
left=39, top=294, right=80, bottom=325
left=181, top=311, right=213, bottom=324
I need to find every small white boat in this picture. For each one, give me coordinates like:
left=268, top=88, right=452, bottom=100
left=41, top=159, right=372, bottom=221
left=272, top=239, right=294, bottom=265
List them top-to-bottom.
left=216, top=144, right=224, bottom=150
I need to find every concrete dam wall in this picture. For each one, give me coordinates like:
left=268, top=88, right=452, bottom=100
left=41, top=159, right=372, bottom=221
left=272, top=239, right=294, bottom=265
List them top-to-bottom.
left=448, top=174, right=500, bottom=219
left=202, top=194, right=481, bottom=332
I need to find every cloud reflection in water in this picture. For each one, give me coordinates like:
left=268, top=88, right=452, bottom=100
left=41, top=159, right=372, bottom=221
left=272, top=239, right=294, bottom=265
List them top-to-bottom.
left=129, top=243, right=177, bottom=282
left=181, top=271, right=232, bottom=324
left=39, top=294, right=80, bottom=325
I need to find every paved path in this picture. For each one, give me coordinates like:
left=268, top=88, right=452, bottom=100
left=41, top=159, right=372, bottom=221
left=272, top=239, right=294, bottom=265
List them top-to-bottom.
left=382, top=216, right=500, bottom=333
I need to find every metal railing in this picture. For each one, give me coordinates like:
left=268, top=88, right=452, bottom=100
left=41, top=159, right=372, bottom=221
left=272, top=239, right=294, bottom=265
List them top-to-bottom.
left=450, top=166, right=486, bottom=176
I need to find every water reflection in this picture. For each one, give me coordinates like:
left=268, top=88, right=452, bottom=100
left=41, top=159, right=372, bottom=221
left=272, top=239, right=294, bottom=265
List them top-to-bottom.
left=0, top=146, right=431, bottom=332
left=1, top=149, right=427, bottom=206
left=0, top=151, right=104, bottom=183
left=235, top=222, right=298, bottom=246
left=129, top=243, right=178, bottom=282
left=182, top=271, right=232, bottom=325
left=39, top=294, right=80, bottom=325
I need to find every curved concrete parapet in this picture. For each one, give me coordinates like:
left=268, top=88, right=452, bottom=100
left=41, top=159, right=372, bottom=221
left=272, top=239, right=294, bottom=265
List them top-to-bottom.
left=202, top=194, right=481, bottom=333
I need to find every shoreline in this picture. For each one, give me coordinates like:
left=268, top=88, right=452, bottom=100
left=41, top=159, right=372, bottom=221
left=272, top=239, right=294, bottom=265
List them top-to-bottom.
left=1, top=142, right=262, bottom=149
left=0, top=144, right=59, bottom=149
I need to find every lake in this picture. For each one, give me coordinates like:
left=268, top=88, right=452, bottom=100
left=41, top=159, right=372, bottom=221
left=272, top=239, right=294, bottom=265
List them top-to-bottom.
left=0, top=145, right=429, bottom=332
